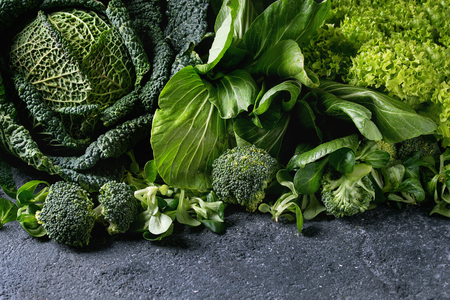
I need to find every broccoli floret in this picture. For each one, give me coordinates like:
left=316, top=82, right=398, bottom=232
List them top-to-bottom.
left=397, top=135, right=441, bottom=159
left=375, top=140, right=398, bottom=161
left=211, top=145, right=279, bottom=212
left=321, top=163, right=375, bottom=218
left=35, top=181, right=96, bottom=247
left=94, top=181, right=139, bottom=235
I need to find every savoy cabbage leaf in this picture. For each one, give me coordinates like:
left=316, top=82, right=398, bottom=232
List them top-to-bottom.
left=0, top=0, right=210, bottom=191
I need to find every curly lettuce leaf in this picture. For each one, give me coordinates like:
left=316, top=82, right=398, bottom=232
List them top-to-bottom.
left=304, top=0, right=450, bottom=143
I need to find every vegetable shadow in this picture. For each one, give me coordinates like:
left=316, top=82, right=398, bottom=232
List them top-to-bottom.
left=70, top=224, right=117, bottom=252
left=301, top=224, right=322, bottom=237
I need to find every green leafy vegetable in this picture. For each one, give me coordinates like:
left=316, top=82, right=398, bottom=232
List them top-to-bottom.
left=0, top=0, right=210, bottom=192
left=3, top=0, right=449, bottom=248
left=151, top=0, right=332, bottom=192
left=195, top=0, right=239, bottom=74
left=243, top=0, right=331, bottom=58
left=304, top=0, right=450, bottom=145
left=9, top=9, right=137, bottom=146
left=251, top=40, right=316, bottom=88
left=151, top=66, right=229, bottom=191
left=209, top=69, right=259, bottom=119
left=252, top=80, right=302, bottom=116
left=314, top=80, right=438, bottom=143
left=310, top=91, right=383, bottom=141
left=233, top=112, right=291, bottom=158
left=287, top=134, right=359, bottom=170
left=356, top=140, right=392, bottom=168
left=328, top=148, right=356, bottom=174
left=0, top=157, right=17, bottom=199
left=293, top=158, right=328, bottom=195
left=126, top=159, right=225, bottom=240
left=259, top=169, right=303, bottom=233
left=15, top=180, right=49, bottom=238
left=134, top=185, right=174, bottom=236
left=176, top=190, right=225, bottom=232
left=302, top=194, right=326, bottom=220
left=0, top=198, right=17, bottom=228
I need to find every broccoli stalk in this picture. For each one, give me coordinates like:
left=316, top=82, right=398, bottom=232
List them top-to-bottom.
left=321, top=163, right=375, bottom=218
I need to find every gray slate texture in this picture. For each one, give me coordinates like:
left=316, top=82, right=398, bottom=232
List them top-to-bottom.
left=1, top=166, right=450, bottom=300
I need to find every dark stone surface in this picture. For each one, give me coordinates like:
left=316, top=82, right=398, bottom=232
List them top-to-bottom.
left=1, top=166, right=450, bottom=300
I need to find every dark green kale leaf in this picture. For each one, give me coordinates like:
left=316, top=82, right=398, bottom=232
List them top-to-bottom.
left=0, top=0, right=42, bottom=29
left=106, top=0, right=151, bottom=86
left=164, top=0, right=210, bottom=76
left=164, top=0, right=210, bottom=54
left=49, top=112, right=153, bottom=171
left=0, top=155, right=16, bottom=198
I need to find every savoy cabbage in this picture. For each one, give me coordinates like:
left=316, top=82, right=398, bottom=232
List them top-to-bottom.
left=0, top=0, right=210, bottom=191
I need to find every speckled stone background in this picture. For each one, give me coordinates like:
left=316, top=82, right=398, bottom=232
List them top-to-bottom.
left=1, top=165, right=450, bottom=300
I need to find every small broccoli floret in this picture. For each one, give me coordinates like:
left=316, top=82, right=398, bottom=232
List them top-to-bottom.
left=397, top=135, right=441, bottom=159
left=375, top=140, right=398, bottom=161
left=211, top=145, right=279, bottom=212
left=321, top=163, right=375, bottom=218
left=35, top=181, right=96, bottom=247
left=95, top=181, right=139, bottom=235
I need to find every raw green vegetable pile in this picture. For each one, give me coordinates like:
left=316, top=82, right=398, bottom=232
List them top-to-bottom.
left=1, top=0, right=449, bottom=247
left=303, top=0, right=450, bottom=144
